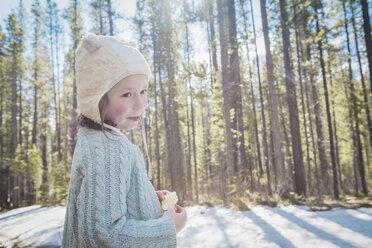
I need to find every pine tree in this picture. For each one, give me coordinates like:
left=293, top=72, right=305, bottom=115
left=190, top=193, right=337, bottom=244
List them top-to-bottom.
left=46, top=0, right=62, bottom=164
left=64, top=0, right=83, bottom=156
left=90, top=0, right=107, bottom=34
left=107, top=0, right=114, bottom=35
left=182, top=0, right=199, bottom=203
left=217, top=0, right=235, bottom=187
left=227, top=0, right=249, bottom=195
left=259, top=0, right=287, bottom=196
left=279, top=0, right=307, bottom=195
left=292, top=0, right=312, bottom=195
left=314, top=0, right=339, bottom=198
left=342, top=0, right=367, bottom=196
left=350, top=0, right=372, bottom=148
left=360, top=0, right=372, bottom=92
left=6, top=13, right=25, bottom=208
left=0, top=25, right=9, bottom=210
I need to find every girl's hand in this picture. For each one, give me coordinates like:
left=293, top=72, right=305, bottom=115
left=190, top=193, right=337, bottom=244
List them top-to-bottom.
left=156, top=190, right=170, bottom=203
left=164, top=204, right=187, bottom=233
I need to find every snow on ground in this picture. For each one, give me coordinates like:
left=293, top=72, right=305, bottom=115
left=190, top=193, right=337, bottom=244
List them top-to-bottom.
left=0, top=204, right=372, bottom=248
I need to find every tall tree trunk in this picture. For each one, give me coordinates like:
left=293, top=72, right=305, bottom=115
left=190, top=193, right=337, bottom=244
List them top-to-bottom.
left=48, top=0, right=60, bottom=161
left=70, top=0, right=81, bottom=156
left=99, top=0, right=104, bottom=34
left=107, top=0, right=114, bottom=35
left=162, top=0, right=185, bottom=202
left=208, top=0, right=218, bottom=89
left=217, top=0, right=235, bottom=184
left=227, top=0, right=248, bottom=195
left=240, top=0, right=264, bottom=184
left=249, top=0, right=271, bottom=190
left=260, top=0, right=286, bottom=196
left=279, top=0, right=306, bottom=195
left=293, top=0, right=312, bottom=194
left=314, top=0, right=338, bottom=198
left=342, top=0, right=367, bottom=195
left=351, top=0, right=372, bottom=148
left=360, top=0, right=372, bottom=92
left=206, top=1, right=217, bottom=185
left=205, top=4, right=214, bottom=184
left=17, top=7, right=23, bottom=147
left=184, top=11, right=197, bottom=202
left=55, top=12, right=62, bottom=162
left=323, top=14, right=342, bottom=192
left=62, top=28, right=69, bottom=169
left=63, top=35, right=69, bottom=171
left=151, top=35, right=162, bottom=190
left=307, top=42, right=328, bottom=194
left=304, top=45, right=321, bottom=199
left=11, top=50, right=18, bottom=208
left=32, top=53, right=38, bottom=145
left=340, top=58, right=359, bottom=195
left=244, top=59, right=258, bottom=190
left=328, top=59, right=343, bottom=192
left=0, top=65, right=7, bottom=209
left=158, top=65, right=169, bottom=187
left=0, top=71, right=3, bottom=163
left=18, top=79, right=22, bottom=147
left=18, top=81, right=23, bottom=206
left=185, top=84, right=192, bottom=199
left=278, top=87, right=294, bottom=189
left=199, top=94, right=211, bottom=195
left=41, top=102, right=49, bottom=202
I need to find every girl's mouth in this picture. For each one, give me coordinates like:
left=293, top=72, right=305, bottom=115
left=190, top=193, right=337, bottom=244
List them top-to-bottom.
left=128, top=116, right=141, bottom=121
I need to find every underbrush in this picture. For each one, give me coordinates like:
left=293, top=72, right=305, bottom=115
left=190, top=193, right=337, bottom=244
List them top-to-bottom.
left=186, top=190, right=372, bottom=212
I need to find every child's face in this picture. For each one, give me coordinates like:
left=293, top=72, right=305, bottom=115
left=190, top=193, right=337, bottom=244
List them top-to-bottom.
left=105, top=74, right=148, bottom=130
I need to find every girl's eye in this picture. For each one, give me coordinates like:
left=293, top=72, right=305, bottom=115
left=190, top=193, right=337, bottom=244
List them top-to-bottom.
left=141, top=89, right=147, bottom=95
left=122, top=92, right=131, bottom=97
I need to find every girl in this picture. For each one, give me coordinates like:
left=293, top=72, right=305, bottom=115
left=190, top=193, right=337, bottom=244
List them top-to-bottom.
left=62, top=34, right=187, bottom=248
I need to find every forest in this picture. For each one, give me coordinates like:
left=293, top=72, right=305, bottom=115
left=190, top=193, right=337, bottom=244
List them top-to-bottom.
left=0, top=0, right=371, bottom=211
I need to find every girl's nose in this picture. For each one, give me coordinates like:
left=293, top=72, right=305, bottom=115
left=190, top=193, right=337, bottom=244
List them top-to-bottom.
left=133, top=94, right=146, bottom=110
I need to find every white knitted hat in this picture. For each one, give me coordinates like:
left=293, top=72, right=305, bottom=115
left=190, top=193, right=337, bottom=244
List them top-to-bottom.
left=75, top=33, right=151, bottom=124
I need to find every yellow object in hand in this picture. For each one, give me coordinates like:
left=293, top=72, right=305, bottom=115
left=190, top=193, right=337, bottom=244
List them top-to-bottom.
left=161, top=192, right=178, bottom=211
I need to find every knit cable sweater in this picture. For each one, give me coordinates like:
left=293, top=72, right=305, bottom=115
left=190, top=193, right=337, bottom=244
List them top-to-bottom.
left=62, top=126, right=177, bottom=247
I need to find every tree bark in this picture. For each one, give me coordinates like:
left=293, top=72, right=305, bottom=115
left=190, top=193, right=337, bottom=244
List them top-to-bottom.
left=48, top=0, right=61, bottom=161
left=70, top=0, right=81, bottom=156
left=107, top=0, right=114, bottom=35
left=162, top=0, right=185, bottom=202
left=208, top=0, right=218, bottom=89
left=217, top=0, right=235, bottom=184
left=227, top=0, right=248, bottom=195
left=240, top=0, right=264, bottom=185
left=260, top=0, right=286, bottom=196
left=279, top=0, right=307, bottom=195
left=293, top=0, right=312, bottom=194
left=314, top=0, right=338, bottom=198
left=342, top=0, right=367, bottom=195
left=351, top=0, right=372, bottom=148
left=360, top=0, right=372, bottom=92
left=205, top=1, right=215, bottom=184
left=184, top=9, right=198, bottom=202
left=54, top=11, right=62, bottom=162
left=32, top=28, right=38, bottom=146
left=152, top=36, right=162, bottom=190
left=304, top=44, right=321, bottom=198
left=0, top=55, right=7, bottom=208
left=340, top=57, right=359, bottom=195
left=328, top=59, right=342, bottom=192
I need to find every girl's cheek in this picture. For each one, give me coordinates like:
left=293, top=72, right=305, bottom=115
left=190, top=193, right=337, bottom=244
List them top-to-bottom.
left=115, top=105, right=128, bottom=116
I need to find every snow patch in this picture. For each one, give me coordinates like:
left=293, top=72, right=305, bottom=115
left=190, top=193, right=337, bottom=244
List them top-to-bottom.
left=0, top=204, right=371, bottom=247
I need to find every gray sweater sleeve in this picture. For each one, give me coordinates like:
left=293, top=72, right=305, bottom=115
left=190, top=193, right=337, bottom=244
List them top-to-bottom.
left=73, top=132, right=177, bottom=248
